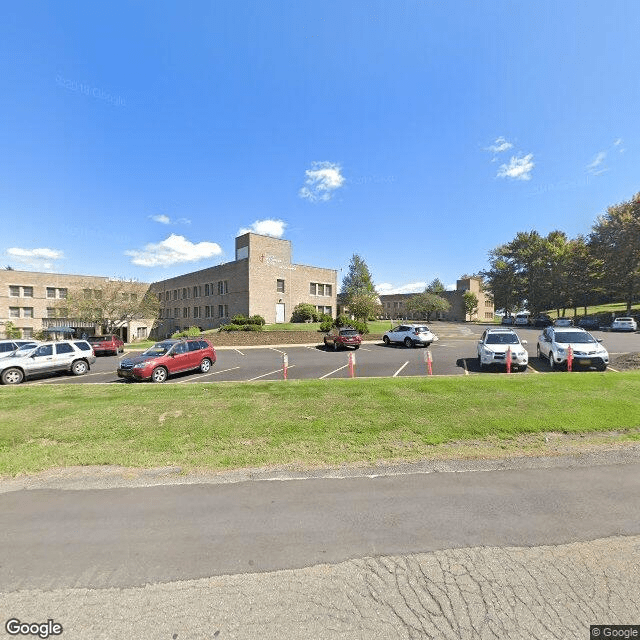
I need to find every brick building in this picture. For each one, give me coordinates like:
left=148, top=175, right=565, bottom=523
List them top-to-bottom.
left=150, top=233, right=337, bottom=336
left=0, top=270, right=153, bottom=341
left=379, top=277, right=494, bottom=322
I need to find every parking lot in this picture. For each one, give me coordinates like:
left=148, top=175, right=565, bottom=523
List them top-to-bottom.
left=18, top=324, right=639, bottom=385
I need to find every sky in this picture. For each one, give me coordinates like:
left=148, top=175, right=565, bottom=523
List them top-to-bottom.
left=1, top=1, right=638, bottom=294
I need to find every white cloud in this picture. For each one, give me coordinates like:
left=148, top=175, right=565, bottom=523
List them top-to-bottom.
left=486, top=136, right=513, bottom=154
left=614, top=138, right=623, bottom=147
left=587, top=151, right=607, bottom=171
left=497, top=154, right=535, bottom=181
left=299, top=161, right=345, bottom=202
left=149, top=214, right=191, bottom=225
left=238, top=219, right=287, bottom=238
left=125, top=234, right=223, bottom=267
left=5, top=247, right=65, bottom=271
left=376, top=282, right=426, bottom=295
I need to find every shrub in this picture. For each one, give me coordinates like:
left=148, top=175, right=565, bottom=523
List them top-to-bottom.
left=291, top=303, right=318, bottom=323
left=318, top=313, right=333, bottom=324
left=231, top=314, right=249, bottom=326
left=335, top=314, right=352, bottom=327
left=247, top=315, right=266, bottom=326
left=319, top=320, right=333, bottom=332
left=350, top=320, right=369, bottom=335
left=3, top=321, right=21, bottom=339
left=218, top=324, right=243, bottom=332
left=242, top=324, right=264, bottom=331
left=171, top=326, right=202, bottom=338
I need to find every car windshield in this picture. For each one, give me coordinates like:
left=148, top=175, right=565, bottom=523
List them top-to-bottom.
left=615, top=318, right=632, bottom=322
left=413, top=327, right=429, bottom=333
left=340, top=329, right=359, bottom=336
left=555, top=332, right=596, bottom=344
left=486, top=334, right=519, bottom=344
left=89, top=336, right=109, bottom=342
left=143, top=342, right=173, bottom=356
left=11, top=345, right=39, bottom=357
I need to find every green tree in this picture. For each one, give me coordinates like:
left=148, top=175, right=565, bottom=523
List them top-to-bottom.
left=589, top=193, right=640, bottom=313
left=341, top=254, right=376, bottom=297
left=426, top=278, right=445, bottom=294
left=58, top=281, right=159, bottom=334
left=405, top=291, right=451, bottom=321
left=462, top=292, right=479, bottom=320
left=348, top=293, right=381, bottom=321
left=3, top=321, right=21, bottom=339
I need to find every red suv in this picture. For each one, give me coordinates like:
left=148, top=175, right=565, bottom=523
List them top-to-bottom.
left=323, top=327, right=362, bottom=351
left=88, top=334, right=125, bottom=356
left=117, top=338, right=216, bottom=383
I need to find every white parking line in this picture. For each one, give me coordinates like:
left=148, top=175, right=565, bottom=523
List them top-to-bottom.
left=269, top=347, right=287, bottom=355
left=234, top=349, right=245, bottom=356
left=462, top=359, right=469, bottom=375
left=393, top=362, right=409, bottom=377
left=528, top=362, right=539, bottom=373
left=320, top=364, right=348, bottom=379
left=247, top=365, right=295, bottom=381
left=175, top=366, right=241, bottom=383
left=607, top=366, right=619, bottom=372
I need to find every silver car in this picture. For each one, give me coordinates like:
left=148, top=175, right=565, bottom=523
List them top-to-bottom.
left=0, top=340, right=96, bottom=384
left=0, top=340, right=39, bottom=358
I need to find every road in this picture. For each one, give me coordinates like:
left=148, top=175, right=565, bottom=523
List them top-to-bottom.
left=17, top=324, right=640, bottom=385
left=2, top=452, right=640, bottom=638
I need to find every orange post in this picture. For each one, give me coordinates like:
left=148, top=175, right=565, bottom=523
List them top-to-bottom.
left=567, top=346, right=573, bottom=372
left=506, top=347, right=512, bottom=374
left=426, top=350, right=433, bottom=376
left=282, top=353, right=288, bottom=380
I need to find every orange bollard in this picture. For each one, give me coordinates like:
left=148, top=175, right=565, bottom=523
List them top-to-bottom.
left=567, top=346, right=573, bottom=372
left=506, top=347, right=511, bottom=373
left=426, top=350, right=433, bottom=376
left=348, top=352, right=356, bottom=378
left=282, top=353, right=288, bottom=380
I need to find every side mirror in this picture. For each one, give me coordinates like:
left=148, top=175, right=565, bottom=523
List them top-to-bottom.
left=597, top=338, right=603, bottom=343
left=521, top=340, right=528, bottom=345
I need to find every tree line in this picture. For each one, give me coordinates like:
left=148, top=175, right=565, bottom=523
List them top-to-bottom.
left=482, top=192, right=640, bottom=316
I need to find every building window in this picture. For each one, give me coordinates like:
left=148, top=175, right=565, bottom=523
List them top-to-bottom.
left=277, top=279, right=285, bottom=293
left=218, top=280, right=228, bottom=295
left=204, top=283, right=210, bottom=296
left=309, top=283, right=332, bottom=296
left=309, top=283, right=316, bottom=295
left=9, top=286, right=20, bottom=297
left=193, top=286, right=198, bottom=298
left=22, top=287, right=33, bottom=298
left=46, top=287, right=56, bottom=298
left=58, top=288, right=67, bottom=299
left=182, top=288, right=187, bottom=299
left=173, top=290, right=178, bottom=301
left=158, top=292, right=163, bottom=302
left=218, top=304, right=228, bottom=318
left=193, top=306, right=200, bottom=319
left=205, top=306, right=211, bottom=318
left=317, top=306, right=332, bottom=316
left=9, top=307, right=20, bottom=318
left=23, top=307, right=34, bottom=318
left=47, top=307, right=56, bottom=318
left=183, top=307, right=189, bottom=318
left=174, top=308, right=179, bottom=318
left=159, top=309, right=164, bottom=319
left=137, top=327, right=148, bottom=339
left=22, top=328, right=33, bottom=339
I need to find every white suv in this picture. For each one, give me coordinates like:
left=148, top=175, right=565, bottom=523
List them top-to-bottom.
left=383, top=324, right=438, bottom=348
left=537, top=327, right=608, bottom=371
left=477, top=328, right=528, bottom=371
left=0, top=340, right=96, bottom=384
left=0, top=340, right=39, bottom=358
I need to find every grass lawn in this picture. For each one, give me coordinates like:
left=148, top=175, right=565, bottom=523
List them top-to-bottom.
left=547, top=302, right=640, bottom=319
left=261, top=320, right=395, bottom=333
left=1, top=373, right=639, bottom=477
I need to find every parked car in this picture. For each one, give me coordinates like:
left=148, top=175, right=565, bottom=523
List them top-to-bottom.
left=514, top=313, right=530, bottom=326
left=500, top=315, right=514, bottom=325
left=532, top=315, right=553, bottom=328
left=577, top=317, right=601, bottom=330
left=611, top=317, right=637, bottom=332
left=553, top=318, right=573, bottom=327
left=383, top=324, right=438, bottom=348
left=323, top=327, right=361, bottom=351
left=536, top=327, right=608, bottom=371
left=477, top=328, right=528, bottom=372
left=88, top=334, right=125, bottom=355
left=117, top=338, right=216, bottom=382
left=0, top=340, right=96, bottom=384
left=0, top=340, right=39, bottom=358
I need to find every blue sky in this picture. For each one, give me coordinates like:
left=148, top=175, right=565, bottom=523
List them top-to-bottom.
left=1, top=1, right=638, bottom=293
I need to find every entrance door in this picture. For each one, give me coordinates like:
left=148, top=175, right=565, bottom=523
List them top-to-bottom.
left=275, top=303, right=285, bottom=323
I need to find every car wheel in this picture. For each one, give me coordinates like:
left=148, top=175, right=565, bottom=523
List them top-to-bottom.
left=383, top=336, right=390, bottom=346
left=404, top=338, right=413, bottom=348
left=536, top=344, right=542, bottom=359
left=354, top=345, right=360, bottom=350
left=548, top=352, right=555, bottom=370
left=200, top=358, right=212, bottom=373
left=71, top=360, right=89, bottom=376
left=597, top=363, right=607, bottom=372
left=151, top=366, right=168, bottom=383
left=1, top=367, right=24, bottom=385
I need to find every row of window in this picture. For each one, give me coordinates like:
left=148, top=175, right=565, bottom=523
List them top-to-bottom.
left=159, top=281, right=229, bottom=302
left=8, top=286, right=68, bottom=298
left=159, top=305, right=230, bottom=320
left=8, top=307, right=34, bottom=318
